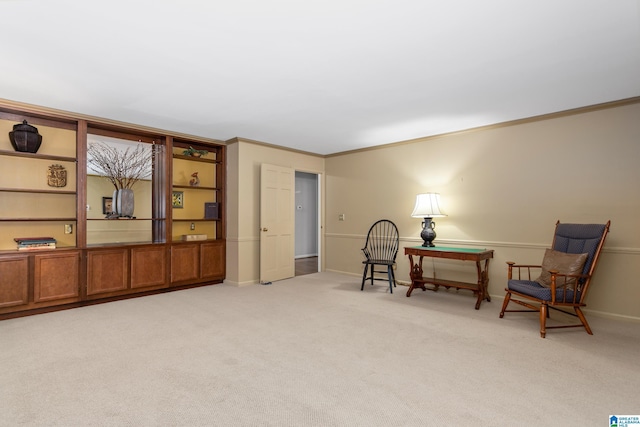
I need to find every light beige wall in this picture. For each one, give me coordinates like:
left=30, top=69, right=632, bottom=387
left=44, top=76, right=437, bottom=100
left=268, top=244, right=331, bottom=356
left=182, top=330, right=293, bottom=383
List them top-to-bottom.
left=325, top=101, right=640, bottom=320
left=226, top=139, right=325, bottom=286
left=226, top=142, right=240, bottom=283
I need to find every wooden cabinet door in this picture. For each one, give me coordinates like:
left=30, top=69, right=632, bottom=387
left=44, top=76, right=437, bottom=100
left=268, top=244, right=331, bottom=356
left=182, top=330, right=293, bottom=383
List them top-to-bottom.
left=201, top=241, right=225, bottom=280
left=171, top=244, right=199, bottom=283
left=131, top=246, right=167, bottom=289
left=87, top=249, right=129, bottom=296
left=34, top=251, right=80, bottom=303
left=0, top=255, right=29, bottom=309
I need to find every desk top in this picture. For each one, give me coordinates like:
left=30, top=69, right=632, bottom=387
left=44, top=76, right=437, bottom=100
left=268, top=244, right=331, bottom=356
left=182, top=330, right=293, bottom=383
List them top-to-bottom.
left=404, top=245, right=494, bottom=260
left=406, top=246, right=487, bottom=253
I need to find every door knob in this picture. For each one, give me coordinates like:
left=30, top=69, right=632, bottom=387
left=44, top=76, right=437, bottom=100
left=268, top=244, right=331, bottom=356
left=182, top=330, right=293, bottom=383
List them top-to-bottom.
left=262, top=228, right=268, bottom=232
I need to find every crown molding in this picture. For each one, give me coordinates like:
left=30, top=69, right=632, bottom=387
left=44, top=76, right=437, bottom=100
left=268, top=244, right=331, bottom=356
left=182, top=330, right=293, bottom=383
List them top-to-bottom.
left=325, top=96, right=640, bottom=158
left=0, top=98, right=227, bottom=146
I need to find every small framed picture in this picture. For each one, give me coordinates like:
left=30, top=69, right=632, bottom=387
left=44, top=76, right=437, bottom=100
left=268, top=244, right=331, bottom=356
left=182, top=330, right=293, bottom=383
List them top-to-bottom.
left=172, top=191, right=184, bottom=208
left=102, top=197, right=113, bottom=214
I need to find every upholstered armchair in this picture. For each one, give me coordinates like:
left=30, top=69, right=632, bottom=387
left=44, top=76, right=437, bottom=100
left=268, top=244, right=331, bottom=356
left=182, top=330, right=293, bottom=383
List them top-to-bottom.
left=500, top=221, right=610, bottom=338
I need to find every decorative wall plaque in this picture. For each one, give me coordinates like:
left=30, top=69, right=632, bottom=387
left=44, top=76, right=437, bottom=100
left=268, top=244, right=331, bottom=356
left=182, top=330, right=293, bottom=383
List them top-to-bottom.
left=47, top=164, right=67, bottom=187
left=172, top=191, right=184, bottom=208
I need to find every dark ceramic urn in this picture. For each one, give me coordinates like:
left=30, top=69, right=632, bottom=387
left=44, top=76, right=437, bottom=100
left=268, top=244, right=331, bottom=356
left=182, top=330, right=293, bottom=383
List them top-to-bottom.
left=9, top=120, right=43, bottom=153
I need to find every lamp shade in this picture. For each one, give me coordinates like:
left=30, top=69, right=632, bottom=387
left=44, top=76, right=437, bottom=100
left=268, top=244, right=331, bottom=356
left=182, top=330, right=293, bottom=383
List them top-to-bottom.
left=411, top=193, right=447, bottom=218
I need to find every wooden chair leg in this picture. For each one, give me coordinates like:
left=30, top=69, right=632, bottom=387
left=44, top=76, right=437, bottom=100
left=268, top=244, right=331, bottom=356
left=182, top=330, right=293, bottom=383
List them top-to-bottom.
left=361, top=264, right=369, bottom=291
left=370, top=265, right=375, bottom=286
left=387, top=266, right=394, bottom=294
left=499, top=291, right=512, bottom=318
left=540, top=303, right=547, bottom=338
left=575, top=307, right=593, bottom=335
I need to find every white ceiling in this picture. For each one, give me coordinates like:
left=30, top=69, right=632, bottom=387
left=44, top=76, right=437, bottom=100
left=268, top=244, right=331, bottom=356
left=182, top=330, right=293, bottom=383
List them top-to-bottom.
left=1, top=1, right=639, bottom=155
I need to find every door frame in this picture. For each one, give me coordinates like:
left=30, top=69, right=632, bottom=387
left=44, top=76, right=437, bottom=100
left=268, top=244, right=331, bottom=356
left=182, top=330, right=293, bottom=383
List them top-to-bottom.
left=294, top=170, right=321, bottom=274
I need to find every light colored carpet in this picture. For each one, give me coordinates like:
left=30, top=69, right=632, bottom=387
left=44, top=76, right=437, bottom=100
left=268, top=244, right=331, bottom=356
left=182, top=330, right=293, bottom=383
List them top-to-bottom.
left=1, top=271, right=638, bottom=426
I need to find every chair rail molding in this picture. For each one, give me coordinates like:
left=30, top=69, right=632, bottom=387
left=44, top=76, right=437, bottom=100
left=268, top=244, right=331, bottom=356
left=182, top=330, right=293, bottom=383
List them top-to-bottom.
left=326, top=233, right=639, bottom=255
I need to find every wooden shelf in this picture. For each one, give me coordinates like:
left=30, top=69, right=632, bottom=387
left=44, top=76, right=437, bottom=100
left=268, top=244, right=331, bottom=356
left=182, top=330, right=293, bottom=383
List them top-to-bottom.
left=0, top=149, right=76, bottom=163
left=172, top=153, right=221, bottom=164
left=172, top=185, right=220, bottom=191
left=0, top=187, right=76, bottom=195
left=0, top=217, right=76, bottom=222
left=86, top=217, right=165, bottom=221
left=173, top=218, right=221, bottom=222
left=172, top=238, right=220, bottom=244
left=85, top=241, right=164, bottom=248
left=0, top=246, right=78, bottom=254
left=414, top=276, right=480, bottom=291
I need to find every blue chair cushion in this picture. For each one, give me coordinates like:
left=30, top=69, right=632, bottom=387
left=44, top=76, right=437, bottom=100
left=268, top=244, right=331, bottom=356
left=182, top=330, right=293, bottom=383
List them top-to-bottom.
left=553, top=223, right=607, bottom=275
left=508, top=279, right=579, bottom=302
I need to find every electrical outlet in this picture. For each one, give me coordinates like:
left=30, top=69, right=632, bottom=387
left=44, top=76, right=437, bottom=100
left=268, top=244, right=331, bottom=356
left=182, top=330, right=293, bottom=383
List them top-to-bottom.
left=338, top=213, right=345, bottom=221
left=190, top=222, right=195, bottom=230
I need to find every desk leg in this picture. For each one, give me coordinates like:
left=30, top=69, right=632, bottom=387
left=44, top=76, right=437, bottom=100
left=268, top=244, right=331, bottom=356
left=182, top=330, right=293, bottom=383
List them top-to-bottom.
left=406, top=254, right=427, bottom=297
left=474, top=259, right=492, bottom=309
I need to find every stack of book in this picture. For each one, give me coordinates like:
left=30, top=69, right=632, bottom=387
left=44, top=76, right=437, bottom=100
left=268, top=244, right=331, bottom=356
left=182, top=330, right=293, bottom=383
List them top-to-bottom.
left=14, top=237, right=57, bottom=251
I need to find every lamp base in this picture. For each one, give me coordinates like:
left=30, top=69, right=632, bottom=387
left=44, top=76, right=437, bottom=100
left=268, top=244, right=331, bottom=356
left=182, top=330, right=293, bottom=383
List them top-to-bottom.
left=420, top=217, right=436, bottom=247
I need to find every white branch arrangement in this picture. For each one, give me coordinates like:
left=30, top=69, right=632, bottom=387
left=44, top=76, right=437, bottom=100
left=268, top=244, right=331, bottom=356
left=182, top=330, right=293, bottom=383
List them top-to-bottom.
left=87, top=141, right=152, bottom=190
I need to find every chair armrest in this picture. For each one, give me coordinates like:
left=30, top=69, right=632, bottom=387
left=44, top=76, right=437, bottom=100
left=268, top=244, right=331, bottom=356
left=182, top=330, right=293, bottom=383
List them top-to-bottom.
left=506, top=262, right=542, bottom=280
left=506, top=262, right=543, bottom=268
left=548, top=270, right=590, bottom=303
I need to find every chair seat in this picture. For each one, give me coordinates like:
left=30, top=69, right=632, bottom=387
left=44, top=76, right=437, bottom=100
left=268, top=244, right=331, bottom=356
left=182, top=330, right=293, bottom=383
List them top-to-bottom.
left=363, top=259, right=394, bottom=266
left=508, top=279, right=579, bottom=302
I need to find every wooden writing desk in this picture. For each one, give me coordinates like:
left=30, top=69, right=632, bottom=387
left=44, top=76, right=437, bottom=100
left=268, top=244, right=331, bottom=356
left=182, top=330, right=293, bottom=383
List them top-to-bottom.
left=404, top=246, right=494, bottom=309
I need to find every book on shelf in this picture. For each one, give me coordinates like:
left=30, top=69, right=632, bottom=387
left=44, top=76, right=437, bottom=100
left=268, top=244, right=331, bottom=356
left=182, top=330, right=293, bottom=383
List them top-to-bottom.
left=204, top=202, right=219, bottom=219
left=182, top=234, right=208, bottom=241
left=14, top=237, right=57, bottom=250
left=14, top=237, right=57, bottom=244
left=18, top=243, right=56, bottom=251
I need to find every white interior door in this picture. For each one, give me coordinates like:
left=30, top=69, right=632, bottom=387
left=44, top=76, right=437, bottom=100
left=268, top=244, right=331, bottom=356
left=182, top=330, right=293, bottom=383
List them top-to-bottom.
left=260, top=163, right=295, bottom=283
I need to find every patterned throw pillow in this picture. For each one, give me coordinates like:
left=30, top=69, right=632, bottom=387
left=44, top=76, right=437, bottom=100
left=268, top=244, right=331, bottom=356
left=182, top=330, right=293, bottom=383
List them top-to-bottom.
left=535, top=249, right=588, bottom=288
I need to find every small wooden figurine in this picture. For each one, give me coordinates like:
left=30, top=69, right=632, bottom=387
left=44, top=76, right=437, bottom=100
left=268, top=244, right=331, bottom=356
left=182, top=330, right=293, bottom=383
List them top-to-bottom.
left=189, top=172, right=200, bottom=187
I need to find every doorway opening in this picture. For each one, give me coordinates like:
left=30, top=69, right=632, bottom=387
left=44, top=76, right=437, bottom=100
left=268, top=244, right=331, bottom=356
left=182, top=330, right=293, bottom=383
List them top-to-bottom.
left=294, top=171, right=320, bottom=276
